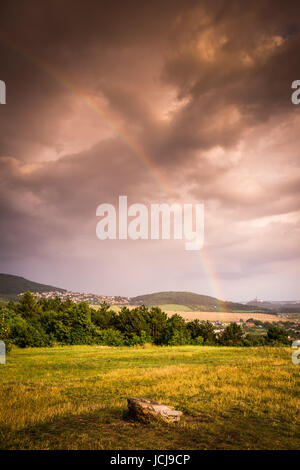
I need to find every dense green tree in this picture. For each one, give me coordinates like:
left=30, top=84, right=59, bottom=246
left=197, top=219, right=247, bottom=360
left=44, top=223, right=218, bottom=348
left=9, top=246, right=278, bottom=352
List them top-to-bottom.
left=17, top=292, right=41, bottom=319
left=1, top=295, right=293, bottom=349
left=38, top=296, right=63, bottom=312
left=91, top=303, right=117, bottom=329
left=114, top=306, right=151, bottom=340
left=143, top=307, right=168, bottom=344
left=162, top=314, right=190, bottom=345
left=187, top=320, right=216, bottom=344
left=219, top=322, right=243, bottom=345
left=266, top=326, right=290, bottom=345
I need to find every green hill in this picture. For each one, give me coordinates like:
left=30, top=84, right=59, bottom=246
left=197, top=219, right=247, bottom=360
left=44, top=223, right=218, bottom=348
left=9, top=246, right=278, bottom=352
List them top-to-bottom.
left=0, top=273, right=65, bottom=301
left=130, top=291, right=272, bottom=313
left=131, top=291, right=218, bottom=307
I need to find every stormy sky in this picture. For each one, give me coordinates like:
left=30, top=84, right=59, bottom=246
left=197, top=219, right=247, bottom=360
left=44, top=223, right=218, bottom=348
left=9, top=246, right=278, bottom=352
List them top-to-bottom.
left=0, top=0, right=300, bottom=301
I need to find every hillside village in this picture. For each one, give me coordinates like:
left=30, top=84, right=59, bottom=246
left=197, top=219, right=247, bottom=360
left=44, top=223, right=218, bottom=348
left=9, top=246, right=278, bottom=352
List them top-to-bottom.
left=22, top=290, right=130, bottom=305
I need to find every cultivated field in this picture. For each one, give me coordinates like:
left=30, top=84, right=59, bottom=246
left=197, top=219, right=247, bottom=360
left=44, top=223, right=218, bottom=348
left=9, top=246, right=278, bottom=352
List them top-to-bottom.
left=93, top=305, right=285, bottom=322
left=164, top=311, right=284, bottom=323
left=0, top=345, right=299, bottom=449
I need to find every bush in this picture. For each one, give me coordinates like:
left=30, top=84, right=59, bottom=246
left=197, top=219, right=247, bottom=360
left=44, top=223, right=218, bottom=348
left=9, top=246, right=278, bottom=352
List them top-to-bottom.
left=48, top=304, right=101, bottom=345
left=10, top=319, right=52, bottom=348
left=99, top=328, right=125, bottom=346
left=192, top=335, right=204, bottom=345
left=243, top=335, right=267, bottom=347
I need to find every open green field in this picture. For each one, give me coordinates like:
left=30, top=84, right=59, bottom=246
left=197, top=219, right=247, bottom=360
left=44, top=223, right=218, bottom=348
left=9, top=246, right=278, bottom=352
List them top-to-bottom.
left=157, top=304, right=193, bottom=312
left=0, top=345, right=299, bottom=450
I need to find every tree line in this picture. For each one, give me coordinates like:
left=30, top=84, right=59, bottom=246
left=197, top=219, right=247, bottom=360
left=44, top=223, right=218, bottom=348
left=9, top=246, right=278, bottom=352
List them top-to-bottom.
left=0, top=292, right=290, bottom=349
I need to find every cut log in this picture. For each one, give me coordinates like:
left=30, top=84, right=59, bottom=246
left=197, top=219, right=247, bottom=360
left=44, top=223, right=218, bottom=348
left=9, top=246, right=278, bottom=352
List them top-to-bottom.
left=127, top=397, right=182, bottom=423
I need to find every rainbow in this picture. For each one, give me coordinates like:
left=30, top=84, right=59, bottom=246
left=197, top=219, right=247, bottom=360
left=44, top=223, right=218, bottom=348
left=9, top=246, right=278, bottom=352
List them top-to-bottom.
left=1, top=34, right=228, bottom=313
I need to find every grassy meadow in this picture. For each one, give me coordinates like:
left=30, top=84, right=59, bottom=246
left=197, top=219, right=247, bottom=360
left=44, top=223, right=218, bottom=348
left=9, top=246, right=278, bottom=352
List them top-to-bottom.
left=0, top=345, right=299, bottom=450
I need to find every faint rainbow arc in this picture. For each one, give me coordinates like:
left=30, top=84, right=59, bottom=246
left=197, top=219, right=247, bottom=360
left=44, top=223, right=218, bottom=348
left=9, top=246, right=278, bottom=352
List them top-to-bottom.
left=1, top=37, right=227, bottom=313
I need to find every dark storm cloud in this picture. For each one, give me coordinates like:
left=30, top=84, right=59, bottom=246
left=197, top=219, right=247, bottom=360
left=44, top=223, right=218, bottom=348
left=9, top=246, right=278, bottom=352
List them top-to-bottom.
left=0, top=0, right=300, bottom=298
left=0, top=0, right=185, bottom=157
left=1, top=0, right=299, bottom=164
left=159, top=2, right=300, bottom=161
left=0, top=139, right=156, bottom=258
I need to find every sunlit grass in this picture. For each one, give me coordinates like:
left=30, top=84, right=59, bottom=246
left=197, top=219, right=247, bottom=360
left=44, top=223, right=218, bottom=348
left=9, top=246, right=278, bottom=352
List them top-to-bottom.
left=156, top=304, right=193, bottom=312
left=0, top=345, right=299, bottom=449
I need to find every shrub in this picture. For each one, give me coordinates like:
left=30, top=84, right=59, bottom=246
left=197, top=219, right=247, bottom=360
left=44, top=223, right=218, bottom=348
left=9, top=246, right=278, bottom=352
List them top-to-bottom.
left=17, top=292, right=41, bottom=319
left=54, top=303, right=101, bottom=345
left=10, top=319, right=52, bottom=348
left=99, top=328, right=125, bottom=346
left=192, top=335, right=204, bottom=345
left=243, top=335, right=267, bottom=346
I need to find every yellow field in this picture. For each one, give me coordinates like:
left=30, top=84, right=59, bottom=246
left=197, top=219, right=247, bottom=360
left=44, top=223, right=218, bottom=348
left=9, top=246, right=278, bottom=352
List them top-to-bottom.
left=91, top=305, right=285, bottom=322
left=164, top=311, right=284, bottom=323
